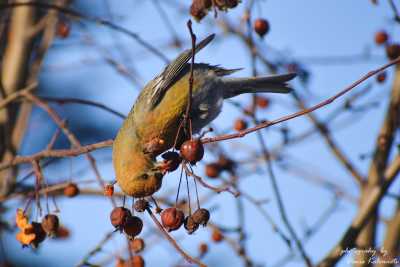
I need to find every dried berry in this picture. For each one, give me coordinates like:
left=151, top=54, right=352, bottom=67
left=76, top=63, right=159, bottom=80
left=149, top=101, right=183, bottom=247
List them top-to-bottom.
left=190, top=0, right=209, bottom=21
left=254, top=18, right=270, bottom=37
left=57, top=21, right=70, bottom=38
left=375, top=30, right=389, bottom=45
left=386, top=43, right=400, bottom=60
left=376, top=71, right=386, bottom=83
left=256, top=96, right=270, bottom=109
left=234, top=119, right=247, bottom=131
left=180, top=139, right=204, bottom=164
left=161, top=151, right=182, bottom=172
left=217, top=155, right=235, bottom=171
left=205, top=163, right=221, bottom=178
left=63, top=183, right=79, bottom=197
left=104, top=183, right=114, bottom=197
left=134, top=199, right=149, bottom=213
left=110, top=207, right=131, bottom=229
left=161, top=207, right=184, bottom=232
left=192, top=208, right=210, bottom=226
left=41, top=214, right=59, bottom=236
left=184, top=215, right=199, bottom=234
left=123, top=216, right=143, bottom=238
left=29, top=222, right=46, bottom=248
left=55, top=226, right=70, bottom=239
left=211, top=228, right=224, bottom=242
left=131, top=238, right=145, bottom=253
left=199, top=242, right=208, bottom=256
left=132, top=255, right=145, bottom=267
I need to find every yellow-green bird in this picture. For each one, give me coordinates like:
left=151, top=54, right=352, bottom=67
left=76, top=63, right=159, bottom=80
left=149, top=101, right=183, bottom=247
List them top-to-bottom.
left=113, top=34, right=296, bottom=198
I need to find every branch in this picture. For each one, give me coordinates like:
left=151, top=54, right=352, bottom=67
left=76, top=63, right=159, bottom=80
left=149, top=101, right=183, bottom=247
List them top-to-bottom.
left=0, top=2, right=169, bottom=63
left=202, top=57, right=400, bottom=144
left=0, top=139, right=113, bottom=171
left=317, top=155, right=400, bottom=267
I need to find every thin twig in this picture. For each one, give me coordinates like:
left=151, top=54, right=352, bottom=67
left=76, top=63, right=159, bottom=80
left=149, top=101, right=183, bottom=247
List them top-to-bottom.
left=0, top=2, right=169, bottom=63
left=184, top=20, right=196, bottom=138
left=202, top=57, right=400, bottom=144
left=183, top=164, right=239, bottom=197
left=146, top=207, right=206, bottom=267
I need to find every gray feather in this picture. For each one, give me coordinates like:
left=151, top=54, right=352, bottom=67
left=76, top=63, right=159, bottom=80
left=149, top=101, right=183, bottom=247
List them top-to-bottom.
left=149, top=34, right=215, bottom=108
left=222, top=73, right=296, bottom=99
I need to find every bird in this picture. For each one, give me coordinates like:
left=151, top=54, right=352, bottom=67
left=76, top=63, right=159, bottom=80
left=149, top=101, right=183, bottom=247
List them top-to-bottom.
left=112, top=34, right=296, bottom=198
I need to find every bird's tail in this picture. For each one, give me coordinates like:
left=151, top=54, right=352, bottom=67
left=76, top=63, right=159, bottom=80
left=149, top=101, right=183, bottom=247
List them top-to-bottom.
left=221, top=73, right=296, bottom=99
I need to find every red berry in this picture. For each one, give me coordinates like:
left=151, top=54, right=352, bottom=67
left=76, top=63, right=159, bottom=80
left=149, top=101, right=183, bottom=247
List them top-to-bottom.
left=254, top=18, right=270, bottom=37
left=57, top=21, right=70, bottom=38
left=375, top=30, right=389, bottom=45
left=386, top=43, right=400, bottom=60
left=376, top=72, right=387, bottom=83
left=256, top=96, right=270, bottom=109
left=234, top=119, right=247, bottom=131
left=180, top=139, right=204, bottom=164
left=161, top=151, right=182, bottom=172
left=205, top=163, right=221, bottom=178
left=63, top=183, right=79, bottom=197
left=104, top=184, right=114, bottom=197
left=110, top=207, right=131, bottom=229
left=161, top=207, right=184, bottom=232
left=192, top=208, right=210, bottom=226
left=41, top=214, right=59, bottom=236
left=184, top=215, right=199, bottom=234
left=123, top=216, right=143, bottom=238
left=211, top=228, right=224, bottom=242
left=130, top=238, right=145, bottom=253
left=199, top=242, right=208, bottom=256
left=132, top=255, right=145, bottom=267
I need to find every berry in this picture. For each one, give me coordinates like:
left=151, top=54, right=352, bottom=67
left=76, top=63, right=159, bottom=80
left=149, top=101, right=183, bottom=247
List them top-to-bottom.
left=190, top=0, right=211, bottom=21
left=254, top=18, right=270, bottom=37
left=57, top=21, right=70, bottom=38
left=375, top=30, right=389, bottom=45
left=386, top=43, right=400, bottom=60
left=376, top=71, right=386, bottom=83
left=256, top=96, right=270, bottom=109
left=234, top=119, right=247, bottom=131
left=180, top=139, right=204, bottom=164
left=161, top=151, right=182, bottom=172
left=217, top=155, right=235, bottom=171
left=205, top=163, right=221, bottom=178
left=63, top=183, right=79, bottom=197
left=104, top=184, right=114, bottom=197
left=134, top=199, right=149, bottom=213
left=110, top=207, right=131, bottom=229
left=161, top=207, right=184, bottom=232
left=192, top=208, right=210, bottom=226
left=41, top=214, right=59, bottom=236
left=184, top=215, right=199, bottom=234
left=123, top=216, right=143, bottom=238
left=29, top=222, right=46, bottom=248
left=55, top=226, right=70, bottom=239
left=211, top=228, right=224, bottom=242
left=130, top=238, right=145, bottom=253
left=199, top=242, right=208, bottom=256
left=132, top=255, right=145, bottom=267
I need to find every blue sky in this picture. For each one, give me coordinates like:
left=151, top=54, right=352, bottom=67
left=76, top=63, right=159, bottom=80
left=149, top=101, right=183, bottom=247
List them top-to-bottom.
left=3, top=1, right=399, bottom=266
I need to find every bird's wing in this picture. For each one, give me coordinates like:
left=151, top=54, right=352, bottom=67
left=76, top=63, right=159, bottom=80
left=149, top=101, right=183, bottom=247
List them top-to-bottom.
left=148, top=34, right=215, bottom=109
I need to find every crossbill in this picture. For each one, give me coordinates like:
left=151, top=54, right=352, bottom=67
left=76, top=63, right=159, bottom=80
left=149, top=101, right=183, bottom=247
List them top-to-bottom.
left=112, top=34, right=296, bottom=198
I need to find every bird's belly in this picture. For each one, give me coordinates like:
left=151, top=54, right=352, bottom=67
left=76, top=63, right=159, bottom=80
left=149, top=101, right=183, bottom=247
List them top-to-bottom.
left=191, top=96, right=223, bottom=133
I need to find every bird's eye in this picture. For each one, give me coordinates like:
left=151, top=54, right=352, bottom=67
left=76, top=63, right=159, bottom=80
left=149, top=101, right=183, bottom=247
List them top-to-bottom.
left=140, top=173, right=149, bottom=179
